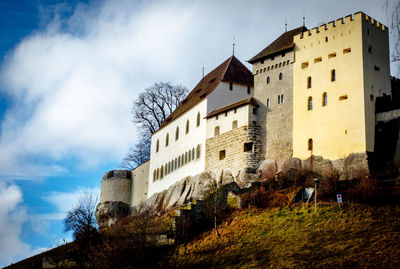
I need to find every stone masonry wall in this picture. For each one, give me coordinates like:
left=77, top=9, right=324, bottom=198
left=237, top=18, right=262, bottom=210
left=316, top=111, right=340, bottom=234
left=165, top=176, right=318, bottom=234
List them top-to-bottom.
left=205, top=125, right=262, bottom=177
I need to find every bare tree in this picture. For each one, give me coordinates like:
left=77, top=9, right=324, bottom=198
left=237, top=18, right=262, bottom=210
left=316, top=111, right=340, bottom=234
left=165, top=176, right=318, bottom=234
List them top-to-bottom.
left=386, top=0, right=400, bottom=73
left=121, top=82, right=188, bottom=169
left=204, top=174, right=224, bottom=237
left=64, top=192, right=98, bottom=241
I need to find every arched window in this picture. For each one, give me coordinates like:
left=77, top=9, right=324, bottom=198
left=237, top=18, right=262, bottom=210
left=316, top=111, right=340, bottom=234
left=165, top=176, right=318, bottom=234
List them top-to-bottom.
left=331, top=69, right=336, bottom=82
left=279, top=72, right=283, bottom=80
left=267, top=76, right=270, bottom=84
left=307, top=76, right=312, bottom=88
left=322, top=92, right=327, bottom=106
left=281, top=94, right=284, bottom=104
left=278, top=95, right=281, bottom=104
left=308, top=97, right=313, bottom=110
left=267, top=98, right=270, bottom=108
left=196, top=112, right=201, bottom=127
left=186, top=120, right=190, bottom=134
left=232, top=120, right=238, bottom=130
left=214, top=126, right=220, bottom=136
left=175, top=127, right=179, bottom=140
left=165, top=133, right=169, bottom=147
left=308, top=138, right=313, bottom=151
left=156, top=139, right=159, bottom=152
left=196, top=144, right=201, bottom=159
left=192, top=148, right=195, bottom=160
left=188, top=150, right=191, bottom=162
left=185, top=152, right=188, bottom=164
left=182, top=154, right=184, bottom=165
left=178, top=156, right=181, bottom=167
left=160, top=165, right=164, bottom=178
left=165, top=165, right=167, bottom=175
left=157, top=168, right=159, bottom=179
left=153, top=170, right=156, bottom=181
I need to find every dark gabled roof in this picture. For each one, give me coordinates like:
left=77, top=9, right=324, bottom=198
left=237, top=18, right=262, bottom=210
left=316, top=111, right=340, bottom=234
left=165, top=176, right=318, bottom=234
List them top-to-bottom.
left=248, top=26, right=307, bottom=64
left=157, top=56, right=253, bottom=131
left=205, top=97, right=258, bottom=119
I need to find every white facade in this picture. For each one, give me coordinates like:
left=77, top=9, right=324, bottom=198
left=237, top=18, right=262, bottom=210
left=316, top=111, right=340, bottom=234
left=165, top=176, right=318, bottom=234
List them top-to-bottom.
left=207, top=82, right=253, bottom=113
left=148, top=100, right=207, bottom=196
left=206, top=104, right=257, bottom=139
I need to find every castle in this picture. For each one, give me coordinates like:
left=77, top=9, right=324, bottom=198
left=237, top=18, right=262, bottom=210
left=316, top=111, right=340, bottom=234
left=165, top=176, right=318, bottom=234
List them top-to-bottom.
left=98, top=12, right=400, bottom=215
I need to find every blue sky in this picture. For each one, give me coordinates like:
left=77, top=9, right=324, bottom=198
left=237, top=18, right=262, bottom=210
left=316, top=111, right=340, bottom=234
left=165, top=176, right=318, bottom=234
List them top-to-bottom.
left=0, top=0, right=397, bottom=266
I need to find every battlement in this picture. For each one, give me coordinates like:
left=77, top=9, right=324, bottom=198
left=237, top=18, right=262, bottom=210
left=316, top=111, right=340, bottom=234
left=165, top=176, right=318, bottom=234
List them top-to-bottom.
left=295, top=12, right=387, bottom=41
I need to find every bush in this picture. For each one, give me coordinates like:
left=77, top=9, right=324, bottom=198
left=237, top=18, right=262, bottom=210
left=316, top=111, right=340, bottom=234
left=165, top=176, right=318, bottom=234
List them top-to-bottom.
left=349, top=177, right=379, bottom=203
left=239, top=187, right=291, bottom=209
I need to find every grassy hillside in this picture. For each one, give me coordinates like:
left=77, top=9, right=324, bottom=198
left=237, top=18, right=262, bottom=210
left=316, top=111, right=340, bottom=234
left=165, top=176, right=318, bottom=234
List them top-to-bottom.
left=170, top=203, right=400, bottom=268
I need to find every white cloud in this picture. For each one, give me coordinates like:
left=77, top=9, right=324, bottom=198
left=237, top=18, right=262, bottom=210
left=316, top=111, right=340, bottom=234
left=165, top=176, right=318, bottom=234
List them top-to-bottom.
left=0, top=182, right=45, bottom=266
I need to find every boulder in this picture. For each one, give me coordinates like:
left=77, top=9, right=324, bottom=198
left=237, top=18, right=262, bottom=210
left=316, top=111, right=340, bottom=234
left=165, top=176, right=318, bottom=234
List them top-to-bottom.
left=257, top=160, right=278, bottom=180
left=95, top=201, right=130, bottom=229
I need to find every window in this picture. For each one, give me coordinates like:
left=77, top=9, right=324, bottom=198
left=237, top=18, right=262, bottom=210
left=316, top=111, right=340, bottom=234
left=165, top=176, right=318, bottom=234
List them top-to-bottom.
left=367, top=29, right=370, bottom=35
left=368, top=46, right=372, bottom=54
left=343, top=48, right=351, bottom=54
left=282, top=52, right=285, bottom=57
left=328, top=52, right=336, bottom=58
left=314, top=57, right=322, bottom=63
left=261, top=59, right=264, bottom=64
left=287, top=60, right=290, bottom=65
left=301, top=62, right=309, bottom=68
left=279, top=63, right=282, bottom=67
left=275, top=64, right=278, bottom=68
left=374, top=65, right=380, bottom=71
left=267, top=66, right=270, bottom=71
left=263, top=68, right=266, bottom=72
left=331, top=69, right=336, bottom=82
left=279, top=72, right=283, bottom=80
left=267, top=76, right=270, bottom=84
left=307, top=77, right=312, bottom=88
left=229, top=82, right=233, bottom=91
left=247, top=86, right=251, bottom=94
left=322, top=92, right=327, bottom=106
left=281, top=94, right=284, bottom=104
left=370, top=94, right=374, bottom=101
left=278, top=95, right=281, bottom=104
left=339, top=95, right=348, bottom=101
left=308, top=96, right=313, bottom=110
left=267, top=98, right=270, bottom=108
left=253, top=107, right=257, bottom=115
left=234, top=108, right=237, bottom=113
left=196, top=112, right=200, bottom=127
left=225, top=112, right=228, bottom=117
left=186, top=120, right=190, bottom=134
left=232, top=120, right=238, bottom=130
left=214, top=126, right=220, bottom=136
left=175, top=127, right=179, bottom=140
left=165, top=133, right=169, bottom=147
left=156, top=139, right=159, bottom=152
left=308, top=139, right=313, bottom=151
left=244, top=142, right=253, bottom=152
left=196, top=144, right=201, bottom=159
left=192, top=148, right=195, bottom=160
left=188, top=150, right=191, bottom=162
left=219, top=150, right=226, bottom=160
left=185, top=153, right=188, bottom=164
left=182, top=154, right=184, bottom=165
left=178, top=156, right=181, bottom=167
left=160, top=165, right=164, bottom=178
left=157, top=168, right=159, bottom=179
left=153, top=170, right=156, bottom=181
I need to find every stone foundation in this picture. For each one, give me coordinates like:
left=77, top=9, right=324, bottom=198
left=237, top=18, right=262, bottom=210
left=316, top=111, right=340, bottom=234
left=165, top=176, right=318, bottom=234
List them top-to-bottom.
left=205, top=125, right=262, bottom=178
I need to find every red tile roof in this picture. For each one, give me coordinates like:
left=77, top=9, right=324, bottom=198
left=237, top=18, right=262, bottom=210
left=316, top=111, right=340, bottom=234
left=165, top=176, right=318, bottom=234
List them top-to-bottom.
left=248, top=26, right=307, bottom=64
left=157, top=56, right=253, bottom=131
left=205, top=97, right=259, bottom=118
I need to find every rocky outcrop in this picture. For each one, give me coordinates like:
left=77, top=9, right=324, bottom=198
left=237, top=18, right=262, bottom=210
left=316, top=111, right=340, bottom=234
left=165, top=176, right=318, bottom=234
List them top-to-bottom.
left=257, top=160, right=278, bottom=180
left=95, top=201, right=130, bottom=229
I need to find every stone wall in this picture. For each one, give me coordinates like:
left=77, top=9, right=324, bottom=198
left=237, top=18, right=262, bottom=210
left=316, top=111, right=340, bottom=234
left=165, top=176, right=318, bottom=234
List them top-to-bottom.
left=252, top=50, right=294, bottom=167
left=205, top=125, right=262, bottom=177
left=131, top=161, right=149, bottom=207
left=100, top=170, right=132, bottom=205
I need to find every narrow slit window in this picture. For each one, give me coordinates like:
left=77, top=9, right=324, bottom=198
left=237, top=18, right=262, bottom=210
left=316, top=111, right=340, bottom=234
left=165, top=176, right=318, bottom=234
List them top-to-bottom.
left=328, top=52, right=336, bottom=58
left=314, top=57, right=322, bottom=63
left=301, top=62, right=309, bottom=68
left=374, top=65, right=380, bottom=71
left=331, top=69, right=336, bottom=82
left=279, top=72, right=283, bottom=80
left=267, top=76, right=270, bottom=84
left=307, top=76, right=312, bottom=88
left=229, top=82, right=233, bottom=90
left=247, top=86, right=251, bottom=94
left=322, top=92, right=327, bottom=106
left=281, top=94, right=284, bottom=104
left=278, top=95, right=281, bottom=104
left=339, top=95, right=348, bottom=101
left=308, top=96, right=313, bottom=110
left=267, top=98, right=270, bottom=108
left=196, top=112, right=201, bottom=127
left=186, top=120, right=190, bottom=134
left=214, top=126, right=220, bottom=136
left=175, top=127, right=179, bottom=140
left=165, top=133, right=169, bottom=147
left=156, top=139, right=159, bottom=152
left=308, top=139, right=313, bottom=151
left=196, top=144, right=201, bottom=159
left=219, top=150, right=226, bottom=160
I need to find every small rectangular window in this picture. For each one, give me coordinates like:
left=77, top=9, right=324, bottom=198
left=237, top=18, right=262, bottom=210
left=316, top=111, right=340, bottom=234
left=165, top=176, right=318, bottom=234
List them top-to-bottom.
left=343, top=48, right=351, bottom=54
left=328, top=52, right=336, bottom=59
left=314, top=57, right=322, bottom=63
left=261, top=60, right=264, bottom=64
left=301, top=62, right=309, bottom=68
left=374, top=65, right=380, bottom=71
left=229, top=82, right=233, bottom=90
left=370, top=94, right=374, bottom=101
left=339, top=95, right=348, bottom=101
left=253, top=107, right=257, bottom=115
left=234, top=108, right=237, bottom=113
left=232, top=120, right=238, bottom=130
left=244, top=142, right=253, bottom=152
left=219, top=150, right=226, bottom=160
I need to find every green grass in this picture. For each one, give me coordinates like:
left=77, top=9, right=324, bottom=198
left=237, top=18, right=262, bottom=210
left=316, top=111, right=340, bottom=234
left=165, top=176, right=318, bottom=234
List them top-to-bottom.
left=170, top=203, right=400, bottom=268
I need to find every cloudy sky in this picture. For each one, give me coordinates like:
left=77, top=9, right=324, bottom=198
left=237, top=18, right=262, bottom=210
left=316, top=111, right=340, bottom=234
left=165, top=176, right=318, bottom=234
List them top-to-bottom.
left=0, top=0, right=397, bottom=266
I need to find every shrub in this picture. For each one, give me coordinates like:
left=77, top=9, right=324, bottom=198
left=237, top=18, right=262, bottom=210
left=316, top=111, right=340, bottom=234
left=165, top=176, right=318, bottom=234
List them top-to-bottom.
left=349, top=177, right=379, bottom=203
left=239, top=187, right=292, bottom=209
